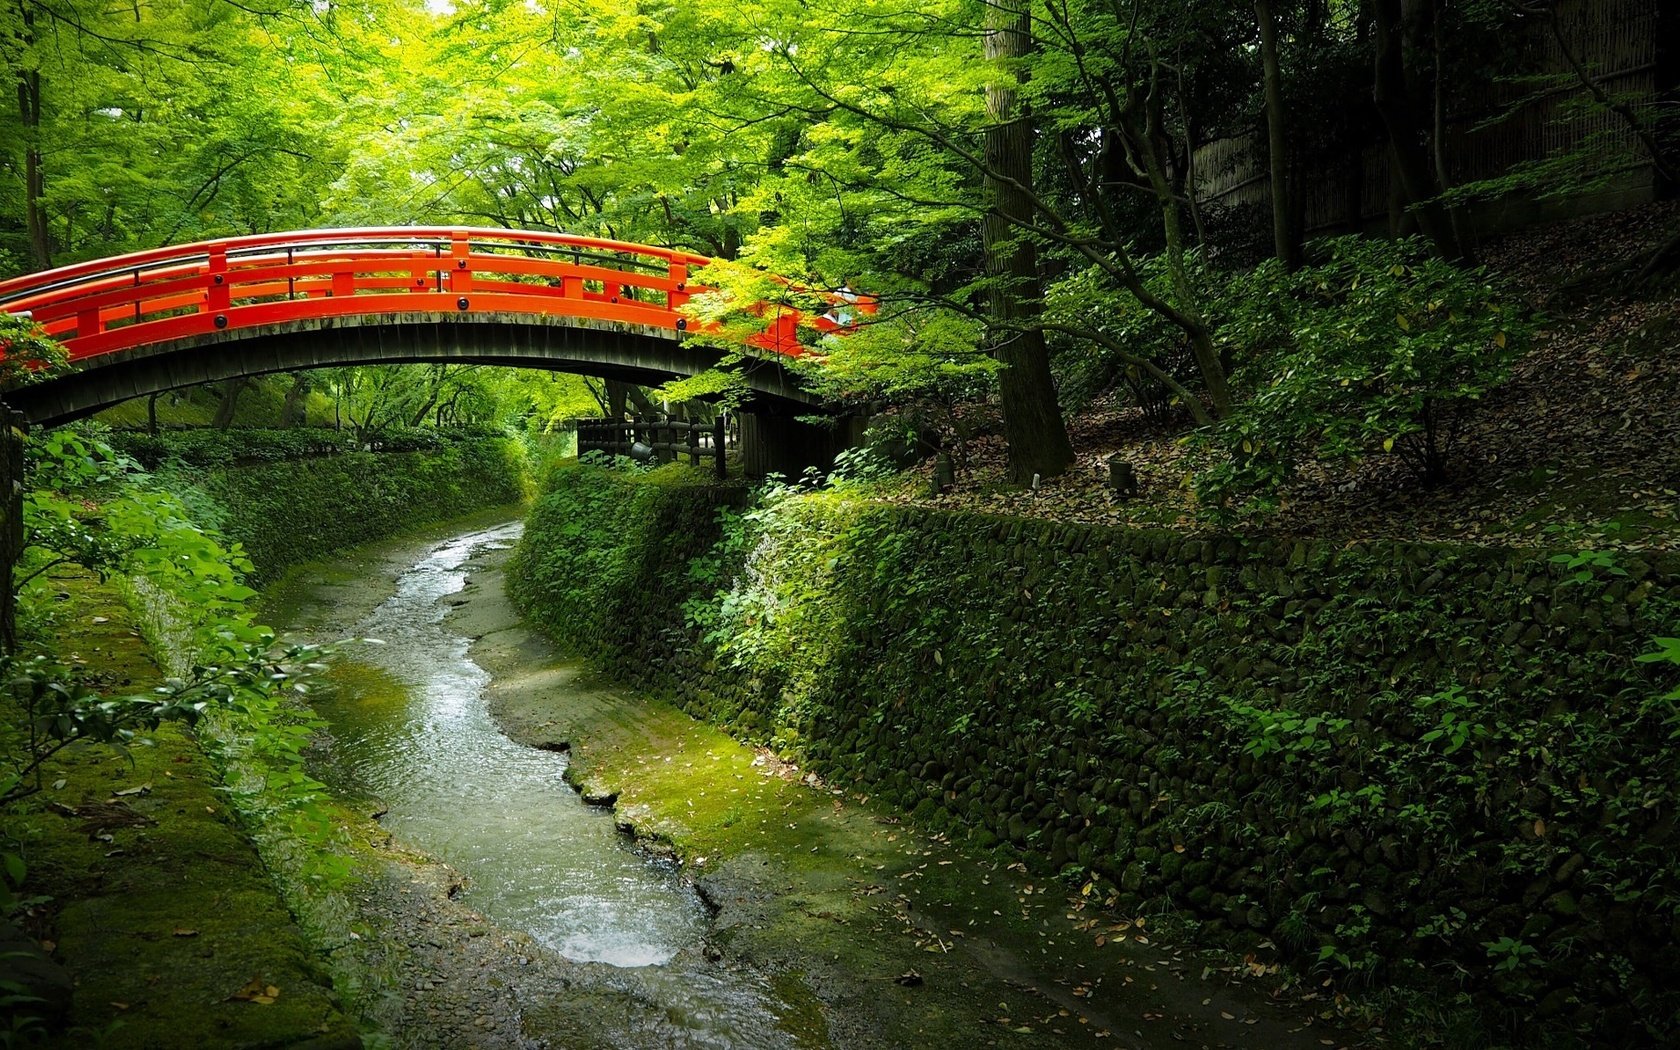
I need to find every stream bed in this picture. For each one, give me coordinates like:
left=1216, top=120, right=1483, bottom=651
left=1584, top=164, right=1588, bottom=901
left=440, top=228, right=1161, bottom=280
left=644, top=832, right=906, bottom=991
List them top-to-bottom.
left=263, top=512, right=1357, bottom=1050
left=276, top=518, right=821, bottom=1049
left=313, top=521, right=705, bottom=968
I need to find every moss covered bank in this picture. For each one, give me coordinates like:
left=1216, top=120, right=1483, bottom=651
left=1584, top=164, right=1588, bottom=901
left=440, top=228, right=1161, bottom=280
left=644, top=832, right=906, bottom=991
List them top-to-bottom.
left=148, top=433, right=530, bottom=583
left=4, top=434, right=531, bottom=1047
left=509, top=460, right=1680, bottom=1047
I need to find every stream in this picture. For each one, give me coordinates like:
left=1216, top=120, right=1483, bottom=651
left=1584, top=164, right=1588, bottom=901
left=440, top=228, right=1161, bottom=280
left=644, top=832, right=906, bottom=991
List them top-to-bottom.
left=265, top=514, right=1354, bottom=1050
left=290, top=519, right=818, bottom=1048
left=313, top=521, right=706, bottom=968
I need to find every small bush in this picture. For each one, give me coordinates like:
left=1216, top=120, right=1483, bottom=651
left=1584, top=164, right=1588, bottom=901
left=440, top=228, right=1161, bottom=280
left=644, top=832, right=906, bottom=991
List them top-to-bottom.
left=1195, top=237, right=1532, bottom=517
left=107, top=425, right=509, bottom=470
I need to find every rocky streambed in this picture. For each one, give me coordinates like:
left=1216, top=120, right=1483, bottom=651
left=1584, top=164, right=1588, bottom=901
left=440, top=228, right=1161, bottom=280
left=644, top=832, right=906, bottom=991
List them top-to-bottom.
left=260, top=512, right=1367, bottom=1049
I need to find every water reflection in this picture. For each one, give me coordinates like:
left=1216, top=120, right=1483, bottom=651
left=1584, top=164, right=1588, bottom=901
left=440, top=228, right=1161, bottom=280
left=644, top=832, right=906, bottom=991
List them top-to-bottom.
left=314, top=522, right=706, bottom=968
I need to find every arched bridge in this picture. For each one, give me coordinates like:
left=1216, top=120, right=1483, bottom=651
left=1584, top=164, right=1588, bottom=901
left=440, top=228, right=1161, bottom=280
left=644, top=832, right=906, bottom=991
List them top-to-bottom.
left=0, top=227, right=861, bottom=429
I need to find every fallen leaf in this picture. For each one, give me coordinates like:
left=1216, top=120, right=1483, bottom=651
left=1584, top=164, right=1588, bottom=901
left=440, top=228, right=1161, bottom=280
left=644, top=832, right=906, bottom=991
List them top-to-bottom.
left=228, top=978, right=281, bottom=1005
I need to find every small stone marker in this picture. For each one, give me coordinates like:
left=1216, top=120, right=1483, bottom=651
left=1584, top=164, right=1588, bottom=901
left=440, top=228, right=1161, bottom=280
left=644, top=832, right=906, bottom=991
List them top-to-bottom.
left=1106, top=454, right=1138, bottom=499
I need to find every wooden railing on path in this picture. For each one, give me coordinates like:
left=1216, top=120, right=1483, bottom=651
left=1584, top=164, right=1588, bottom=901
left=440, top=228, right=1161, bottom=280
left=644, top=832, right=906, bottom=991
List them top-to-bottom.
left=572, top=416, right=735, bottom=478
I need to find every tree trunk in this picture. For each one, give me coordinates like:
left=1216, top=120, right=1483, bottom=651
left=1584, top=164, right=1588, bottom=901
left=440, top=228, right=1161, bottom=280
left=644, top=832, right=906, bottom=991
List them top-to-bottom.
left=984, top=0, right=1074, bottom=485
left=1255, top=0, right=1299, bottom=269
left=1371, top=0, right=1474, bottom=262
left=1657, top=0, right=1680, bottom=198
left=15, top=6, right=50, bottom=271
left=1123, top=79, right=1232, bottom=416
left=279, top=374, right=311, bottom=427
left=212, top=377, right=251, bottom=429
left=606, top=380, right=630, bottom=420
left=625, top=385, right=660, bottom=419
left=1, top=408, right=25, bottom=654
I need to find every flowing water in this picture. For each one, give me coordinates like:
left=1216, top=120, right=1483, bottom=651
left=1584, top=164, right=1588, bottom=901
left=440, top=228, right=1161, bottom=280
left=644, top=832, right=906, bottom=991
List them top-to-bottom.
left=288, top=520, right=829, bottom=1048
left=312, top=521, right=706, bottom=965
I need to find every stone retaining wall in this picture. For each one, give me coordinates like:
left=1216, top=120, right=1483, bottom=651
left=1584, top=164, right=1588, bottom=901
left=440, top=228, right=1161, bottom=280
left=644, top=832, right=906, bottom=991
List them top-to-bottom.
left=510, top=461, right=1680, bottom=1044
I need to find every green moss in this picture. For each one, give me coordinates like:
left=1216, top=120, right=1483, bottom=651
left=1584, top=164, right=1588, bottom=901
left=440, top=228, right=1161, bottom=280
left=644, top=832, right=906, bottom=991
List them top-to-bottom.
left=199, top=437, right=530, bottom=582
left=509, top=460, right=1680, bottom=1047
left=1, top=572, right=356, bottom=1048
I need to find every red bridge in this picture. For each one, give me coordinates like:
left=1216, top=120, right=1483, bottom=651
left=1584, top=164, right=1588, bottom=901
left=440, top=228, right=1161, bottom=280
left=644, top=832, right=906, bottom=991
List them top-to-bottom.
left=0, top=227, right=866, bottom=429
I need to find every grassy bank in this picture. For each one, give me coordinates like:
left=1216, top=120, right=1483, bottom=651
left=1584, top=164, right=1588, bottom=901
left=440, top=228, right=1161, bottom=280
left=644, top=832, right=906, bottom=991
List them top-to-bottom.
left=3, top=431, right=535, bottom=1046
left=159, top=435, right=530, bottom=583
left=509, top=460, right=1680, bottom=1048
left=0, top=571, right=358, bottom=1048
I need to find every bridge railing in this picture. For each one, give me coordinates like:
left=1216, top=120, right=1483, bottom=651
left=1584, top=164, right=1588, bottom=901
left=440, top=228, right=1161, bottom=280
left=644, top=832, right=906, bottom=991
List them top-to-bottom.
left=0, top=228, right=872, bottom=364
left=572, top=416, right=735, bottom=478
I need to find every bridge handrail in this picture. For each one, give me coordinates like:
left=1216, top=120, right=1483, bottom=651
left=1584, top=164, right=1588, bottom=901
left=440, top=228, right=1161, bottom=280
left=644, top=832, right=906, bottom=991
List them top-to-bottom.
left=0, top=227, right=874, bottom=366
left=0, top=228, right=713, bottom=306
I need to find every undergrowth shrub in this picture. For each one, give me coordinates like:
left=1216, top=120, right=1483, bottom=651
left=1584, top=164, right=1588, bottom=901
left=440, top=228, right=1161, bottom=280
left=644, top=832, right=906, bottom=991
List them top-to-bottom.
left=1195, top=237, right=1533, bottom=518
left=178, top=436, right=529, bottom=581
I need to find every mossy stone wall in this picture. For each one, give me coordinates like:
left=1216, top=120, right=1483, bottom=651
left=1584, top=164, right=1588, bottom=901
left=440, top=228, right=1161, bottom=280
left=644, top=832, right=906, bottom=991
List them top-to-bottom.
left=200, top=437, right=529, bottom=582
left=510, top=463, right=1680, bottom=1044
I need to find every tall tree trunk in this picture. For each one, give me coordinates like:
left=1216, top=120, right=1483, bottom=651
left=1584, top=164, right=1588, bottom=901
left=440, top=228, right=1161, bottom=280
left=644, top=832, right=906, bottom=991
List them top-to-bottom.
left=984, top=0, right=1074, bottom=485
left=1255, top=0, right=1299, bottom=269
left=1371, top=0, right=1474, bottom=262
left=1428, top=0, right=1473, bottom=261
left=1658, top=0, right=1680, bottom=199
left=15, top=5, right=50, bottom=271
left=1123, top=78, right=1232, bottom=416
left=279, top=374, right=311, bottom=427
left=212, top=377, right=251, bottom=429
left=606, top=380, right=630, bottom=420
left=1, top=408, right=25, bottom=654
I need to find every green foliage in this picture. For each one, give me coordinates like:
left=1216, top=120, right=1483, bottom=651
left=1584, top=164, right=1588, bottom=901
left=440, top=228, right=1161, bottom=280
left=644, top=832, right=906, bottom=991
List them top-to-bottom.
left=1194, top=238, right=1533, bottom=517
left=1045, top=255, right=1207, bottom=419
left=0, top=315, right=67, bottom=386
left=107, top=425, right=508, bottom=471
left=4, top=428, right=339, bottom=897
left=15, top=430, right=258, bottom=622
left=185, top=437, right=529, bottom=582
left=508, top=459, right=741, bottom=676
left=508, top=461, right=1680, bottom=1043
left=1550, top=548, right=1629, bottom=588
left=1636, top=636, right=1680, bottom=736
left=1, top=644, right=322, bottom=809
left=1415, top=685, right=1490, bottom=755
left=1223, top=700, right=1350, bottom=765
left=1483, top=935, right=1540, bottom=973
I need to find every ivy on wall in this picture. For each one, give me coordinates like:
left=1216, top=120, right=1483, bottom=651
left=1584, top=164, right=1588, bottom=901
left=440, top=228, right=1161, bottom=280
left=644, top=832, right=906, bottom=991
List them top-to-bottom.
left=510, top=462, right=1680, bottom=1045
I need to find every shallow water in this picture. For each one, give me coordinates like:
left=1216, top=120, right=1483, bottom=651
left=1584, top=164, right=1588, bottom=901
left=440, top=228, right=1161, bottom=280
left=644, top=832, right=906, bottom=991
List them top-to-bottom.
left=312, top=521, right=707, bottom=968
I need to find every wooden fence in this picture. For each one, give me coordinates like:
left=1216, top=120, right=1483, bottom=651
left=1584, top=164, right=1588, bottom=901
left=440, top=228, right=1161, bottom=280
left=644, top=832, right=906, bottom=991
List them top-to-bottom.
left=1194, top=0, right=1667, bottom=236
left=572, top=416, right=735, bottom=478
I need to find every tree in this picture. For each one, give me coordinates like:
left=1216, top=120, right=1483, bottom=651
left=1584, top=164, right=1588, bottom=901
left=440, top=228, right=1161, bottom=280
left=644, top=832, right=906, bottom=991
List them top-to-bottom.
left=983, top=0, right=1076, bottom=482
left=1254, top=0, right=1298, bottom=269
left=1371, top=0, right=1476, bottom=262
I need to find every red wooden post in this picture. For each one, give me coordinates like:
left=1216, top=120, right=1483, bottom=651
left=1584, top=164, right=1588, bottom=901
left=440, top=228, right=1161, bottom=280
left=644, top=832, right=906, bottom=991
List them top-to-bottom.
left=449, top=232, right=472, bottom=293
left=206, top=244, right=230, bottom=313
left=667, top=259, right=689, bottom=313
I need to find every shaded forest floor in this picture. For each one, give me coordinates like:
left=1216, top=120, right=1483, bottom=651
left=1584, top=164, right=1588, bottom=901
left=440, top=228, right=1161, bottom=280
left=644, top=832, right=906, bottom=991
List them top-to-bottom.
left=904, top=201, right=1680, bottom=551
left=0, top=571, right=356, bottom=1048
